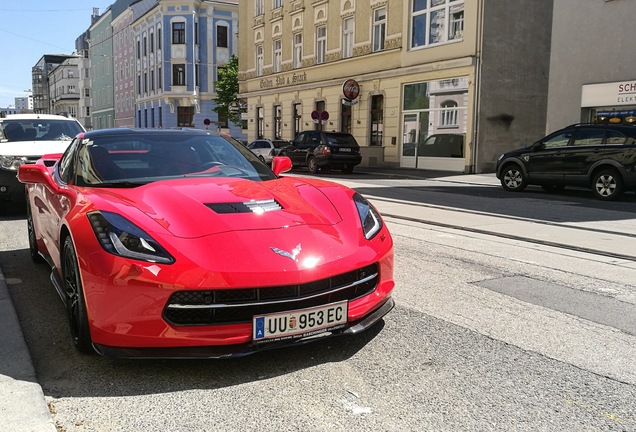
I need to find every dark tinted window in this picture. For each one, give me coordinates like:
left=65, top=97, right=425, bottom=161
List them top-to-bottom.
left=543, top=128, right=573, bottom=148
left=572, top=128, right=604, bottom=146
left=607, top=128, right=636, bottom=145
left=324, top=133, right=359, bottom=146
left=58, top=138, right=81, bottom=184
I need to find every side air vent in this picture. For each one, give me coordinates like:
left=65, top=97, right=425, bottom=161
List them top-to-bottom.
left=206, top=199, right=282, bottom=214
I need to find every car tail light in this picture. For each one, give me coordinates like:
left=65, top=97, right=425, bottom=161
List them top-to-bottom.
left=321, top=146, right=331, bottom=155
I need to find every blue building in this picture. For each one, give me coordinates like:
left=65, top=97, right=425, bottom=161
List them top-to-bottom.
left=132, top=0, right=242, bottom=137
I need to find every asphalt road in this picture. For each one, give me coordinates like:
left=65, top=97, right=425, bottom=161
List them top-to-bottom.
left=1, top=174, right=636, bottom=431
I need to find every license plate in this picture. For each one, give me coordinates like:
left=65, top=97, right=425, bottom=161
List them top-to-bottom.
left=339, top=147, right=352, bottom=152
left=253, top=301, right=348, bottom=344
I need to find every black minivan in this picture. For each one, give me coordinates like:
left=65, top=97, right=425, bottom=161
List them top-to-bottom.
left=496, top=123, right=636, bottom=200
left=284, top=131, right=362, bottom=174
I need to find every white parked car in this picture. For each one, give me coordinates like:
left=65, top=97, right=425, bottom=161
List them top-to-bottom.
left=0, top=113, right=85, bottom=203
left=246, top=139, right=291, bottom=164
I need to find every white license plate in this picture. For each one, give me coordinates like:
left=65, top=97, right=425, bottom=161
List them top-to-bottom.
left=339, top=147, right=352, bottom=152
left=253, top=301, right=348, bottom=343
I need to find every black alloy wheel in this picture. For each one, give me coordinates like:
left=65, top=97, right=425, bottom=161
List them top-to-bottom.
left=307, top=156, right=319, bottom=174
left=500, top=164, right=528, bottom=192
left=592, top=169, right=623, bottom=201
left=26, top=203, right=44, bottom=263
left=62, top=236, right=94, bottom=354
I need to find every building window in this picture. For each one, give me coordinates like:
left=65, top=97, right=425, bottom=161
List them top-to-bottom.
left=256, top=0, right=264, bottom=16
left=273, top=0, right=282, bottom=8
left=411, top=0, right=464, bottom=48
left=372, top=7, right=386, bottom=52
left=342, top=17, right=354, bottom=59
left=172, top=22, right=186, bottom=44
left=195, top=22, right=199, bottom=45
left=217, top=25, right=228, bottom=48
left=316, top=26, right=326, bottom=64
left=158, top=27, right=162, bottom=49
left=150, top=31, right=154, bottom=53
left=293, top=33, right=303, bottom=69
left=143, top=36, right=147, bottom=56
left=273, top=39, right=282, bottom=73
left=136, top=40, right=141, bottom=59
left=256, top=45, right=264, bottom=77
left=173, top=64, right=186, bottom=86
left=195, top=64, right=200, bottom=87
left=158, top=67, right=162, bottom=89
left=68, top=70, right=74, bottom=78
left=151, top=70, right=155, bottom=91
left=143, top=72, right=148, bottom=93
left=137, top=75, right=141, bottom=95
left=84, top=88, right=90, bottom=97
left=370, top=95, right=384, bottom=146
left=439, top=100, right=458, bottom=127
left=341, top=102, right=352, bottom=133
left=293, top=103, right=301, bottom=137
left=274, top=105, right=282, bottom=139
left=86, top=106, right=90, bottom=117
left=159, top=106, right=162, bottom=127
left=177, top=106, right=194, bottom=127
left=257, top=106, right=264, bottom=139
left=151, top=108, right=155, bottom=128
left=144, top=109, right=148, bottom=128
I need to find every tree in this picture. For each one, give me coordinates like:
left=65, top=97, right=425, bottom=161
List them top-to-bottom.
left=213, top=55, right=243, bottom=126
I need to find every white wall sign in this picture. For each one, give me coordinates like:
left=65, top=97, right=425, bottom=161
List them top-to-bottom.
left=581, top=80, right=636, bottom=107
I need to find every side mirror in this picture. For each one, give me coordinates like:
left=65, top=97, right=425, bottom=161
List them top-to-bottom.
left=271, top=156, right=292, bottom=176
left=18, top=162, right=58, bottom=190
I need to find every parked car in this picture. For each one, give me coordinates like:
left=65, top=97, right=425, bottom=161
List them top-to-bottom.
left=0, top=113, right=85, bottom=202
left=496, top=123, right=636, bottom=200
left=18, top=128, right=395, bottom=358
left=284, top=130, right=362, bottom=174
left=403, top=133, right=465, bottom=158
left=246, top=138, right=290, bottom=164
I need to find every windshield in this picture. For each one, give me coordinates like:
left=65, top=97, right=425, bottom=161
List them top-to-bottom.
left=0, top=119, right=83, bottom=142
left=74, top=132, right=278, bottom=186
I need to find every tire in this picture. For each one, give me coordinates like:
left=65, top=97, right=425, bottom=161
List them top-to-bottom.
left=307, top=156, right=319, bottom=174
left=342, top=164, right=354, bottom=174
left=500, top=164, right=528, bottom=192
left=592, top=169, right=623, bottom=201
left=26, top=203, right=44, bottom=263
left=62, top=236, right=94, bottom=354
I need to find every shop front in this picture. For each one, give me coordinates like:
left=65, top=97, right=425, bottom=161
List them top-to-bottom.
left=582, top=80, right=636, bottom=125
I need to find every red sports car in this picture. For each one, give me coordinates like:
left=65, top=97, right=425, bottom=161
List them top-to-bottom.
left=18, top=128, right=394, bottom=358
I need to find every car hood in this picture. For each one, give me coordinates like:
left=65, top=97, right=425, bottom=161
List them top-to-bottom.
left=0, top=139, right=72, bottom=157
left=85, top=176, right=348, bottom=238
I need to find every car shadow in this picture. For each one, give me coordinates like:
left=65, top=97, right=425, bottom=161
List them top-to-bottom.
left=0, top=246, right=387, bottom=399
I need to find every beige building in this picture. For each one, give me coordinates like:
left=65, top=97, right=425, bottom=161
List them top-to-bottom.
left=238, top=0, right=553, bottom=173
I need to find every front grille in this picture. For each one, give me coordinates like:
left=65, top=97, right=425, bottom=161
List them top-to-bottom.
left=206, top=199, right=282, bottom=214
left=163, top=263, right=379, bottom=326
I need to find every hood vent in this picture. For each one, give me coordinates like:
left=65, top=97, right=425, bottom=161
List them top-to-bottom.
left=206, top=199, right=282, bottom=214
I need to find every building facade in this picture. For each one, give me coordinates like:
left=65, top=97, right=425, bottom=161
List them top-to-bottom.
left=131, top=0, right=240, bottom=134
left=238, top=0, right=553, bottom=173
left=546, top=0, right=636, bottom=132
left=89, top=9, right=116, bottom=129
left=76, top=30, right=93, bottom=130
left=31, top=55, right=77, bottom=114
left=48, top=57, right=81, bottom=117
left=15, top=95, right=33, bottom=112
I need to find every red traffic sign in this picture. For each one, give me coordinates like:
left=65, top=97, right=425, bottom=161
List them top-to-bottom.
left=342, top=79, right=360, bottom=100
left=311, top=110, right=320, bottom=120
left=320, top=111, right=329, bottom=121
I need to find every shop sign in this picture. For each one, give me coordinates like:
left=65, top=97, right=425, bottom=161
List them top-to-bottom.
left=581, top=80, right=636, bottom=107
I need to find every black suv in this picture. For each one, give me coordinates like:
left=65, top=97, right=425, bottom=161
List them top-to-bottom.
left=496, top=123, right=636, bottom=200
left=284, top=131, right=362, bottom=174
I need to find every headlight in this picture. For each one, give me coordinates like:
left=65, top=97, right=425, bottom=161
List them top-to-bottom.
left=0, top=155, right=27, bottom=171
left=353, top=193, right=382, bottom=240
left=88, top=211, right=175, bottom=264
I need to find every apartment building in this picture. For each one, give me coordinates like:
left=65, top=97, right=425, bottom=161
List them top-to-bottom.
left=132, top=0, right=240, bottom=132
left=238, top=0, right=553, bottom=173
left=48, top=57, right=81, bottom=118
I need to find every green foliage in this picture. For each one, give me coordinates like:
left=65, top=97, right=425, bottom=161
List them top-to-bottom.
left=213, top=55, right=242, bottom=126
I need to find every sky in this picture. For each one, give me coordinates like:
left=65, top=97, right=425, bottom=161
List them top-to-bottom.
left=0, top=1, right=114, bottom=108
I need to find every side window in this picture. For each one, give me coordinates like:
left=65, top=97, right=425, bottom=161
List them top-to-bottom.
left=572, top=128, right=604, bottom=146
left=605, top=128, right=636, bottom=145
left=542, top=129, right=573, bottom=149
left=294, top=132, right=305, bottom=145
left=58, top=138, right=81, bottom=183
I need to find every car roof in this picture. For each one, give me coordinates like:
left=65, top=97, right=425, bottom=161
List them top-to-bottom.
left=0, top=113, right=78, bottom=121
left=81, top=127, right=221, bottom=138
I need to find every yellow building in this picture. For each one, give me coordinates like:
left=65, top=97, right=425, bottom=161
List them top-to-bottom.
left=238, top=1, right=553, bottom=173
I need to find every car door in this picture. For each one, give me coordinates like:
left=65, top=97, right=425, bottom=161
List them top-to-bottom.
left=525, top=127, right=573, bottom=183
left=563, top=127, right=606, bottom=184
left=286, top=132, right=312, bottom=166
